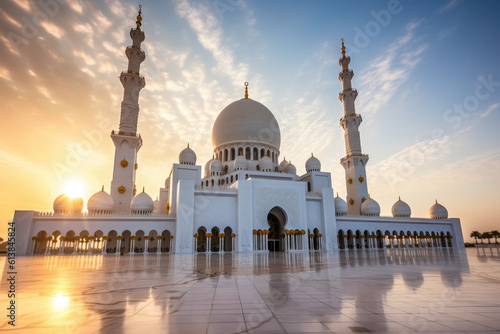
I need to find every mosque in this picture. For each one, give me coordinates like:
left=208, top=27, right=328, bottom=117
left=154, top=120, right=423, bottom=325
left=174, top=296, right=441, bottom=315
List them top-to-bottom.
left=13, top=9, right=465, bottom=256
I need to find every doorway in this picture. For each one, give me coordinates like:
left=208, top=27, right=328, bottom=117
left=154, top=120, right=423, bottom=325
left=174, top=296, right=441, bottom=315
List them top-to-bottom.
left=267, top=206, right=286, bottom=252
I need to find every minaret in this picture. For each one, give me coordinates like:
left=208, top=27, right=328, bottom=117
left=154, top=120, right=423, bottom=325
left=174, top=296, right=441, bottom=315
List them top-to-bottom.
left=110, top=6, right=146, bottom=211
left=338, top=39, right=369, bottom=215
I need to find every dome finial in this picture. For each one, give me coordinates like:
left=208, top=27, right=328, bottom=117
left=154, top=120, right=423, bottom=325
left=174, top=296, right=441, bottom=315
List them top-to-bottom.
left=136, top=5, right=142, bottom=29
left=341, top=38, right=346, bottom=56
left=244, top=82, right=249, bottom=99
left=187, top=143, right=189, bottom=148
left=311, top=152, right=314, bottom=157
left=101, top=185, right=104, bottom=192
left=142, top=186, right=145, bottom=193
left=336, top=192, right=339, bottom=198
left=398, top=196, right=401, bottom=201
left=435, top=199, right=438, bottom=204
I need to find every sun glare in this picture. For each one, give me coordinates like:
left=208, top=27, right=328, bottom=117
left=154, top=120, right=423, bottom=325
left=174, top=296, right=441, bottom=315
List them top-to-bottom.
left=64, top=180, right=85, bottom=198
left=53, top=293, right=70, bottom=310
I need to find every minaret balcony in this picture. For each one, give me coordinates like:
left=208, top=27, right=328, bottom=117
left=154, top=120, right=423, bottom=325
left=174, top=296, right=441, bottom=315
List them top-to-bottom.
left=125, top=46, right=146, bottom=62
left=338, top=69, right=354, bottom=81
left=120, top=70, right=146, bottom=87
left=338, top=89, right=358, bottom=101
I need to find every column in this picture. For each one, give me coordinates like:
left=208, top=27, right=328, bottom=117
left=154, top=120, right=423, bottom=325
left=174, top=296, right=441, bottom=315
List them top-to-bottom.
left=383, top=236, right=387, bottom=249
left=158, top=237, right=162, bottom=253
left=144, top=238, right=149, bottom=254
left=102, top=239, right=107, bottom=254
left=130, top=239, right=135, bottom=254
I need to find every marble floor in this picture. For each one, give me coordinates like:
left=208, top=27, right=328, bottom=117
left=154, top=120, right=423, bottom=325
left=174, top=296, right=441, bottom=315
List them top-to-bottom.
left=1, top=247, right=500, bottom=333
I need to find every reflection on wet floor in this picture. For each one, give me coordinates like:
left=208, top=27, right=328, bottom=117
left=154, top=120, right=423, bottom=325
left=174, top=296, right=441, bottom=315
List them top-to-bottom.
left=2, top=248, right=500, bottom=334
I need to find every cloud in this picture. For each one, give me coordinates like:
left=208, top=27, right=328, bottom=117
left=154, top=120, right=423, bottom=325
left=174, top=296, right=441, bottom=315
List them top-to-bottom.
left=174, top=0, right=249, bottom=85
left=438, top=0, right=461, bottom=14
left=356, top=20, right=428, bottom=118
left=438, top=26, right=458, bottom=40
left=480, top=102, right=499, bottom=118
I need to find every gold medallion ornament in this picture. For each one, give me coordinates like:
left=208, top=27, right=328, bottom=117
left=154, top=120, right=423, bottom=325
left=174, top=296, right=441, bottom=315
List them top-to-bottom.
left=120, top=159, right=128, bottom=167
left=135, top=163, right=138, bottom=170
left=358, top=176, right=364, bottom=183
left=348, top=177, right=353, bottom=184
left=118, top=186, right=126, bottom=194
left=349, top=198, right=354, bottom=205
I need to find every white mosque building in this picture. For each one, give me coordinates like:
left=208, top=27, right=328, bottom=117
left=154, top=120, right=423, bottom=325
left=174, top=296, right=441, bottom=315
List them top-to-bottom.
left=14, top=9, right=464, bottom=256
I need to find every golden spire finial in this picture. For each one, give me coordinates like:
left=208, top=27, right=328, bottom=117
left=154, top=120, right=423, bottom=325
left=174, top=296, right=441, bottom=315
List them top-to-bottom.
left=136, top=5, right=142, bottom=29
left=341, top=38, right=346, bottom=57
left=244, top=82, right=249, bottom=99
left=187, top=143, right=189, bottom=148
left=311, top=152, right=314, bottom=157
left=101, top=185, right=104, bottom=192
left=142, top=186, right=145, bottom=193
left=336, top=192, right=339, bottom=198
left=398, top=196, right=401, bottom=201
left=435, top=199, right=438, bottom=204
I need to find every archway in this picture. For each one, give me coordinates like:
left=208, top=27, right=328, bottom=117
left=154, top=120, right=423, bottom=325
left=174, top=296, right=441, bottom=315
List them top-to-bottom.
left=267, top=206, right=286, bottom=252
left=224, top=227, right=232, bottom=251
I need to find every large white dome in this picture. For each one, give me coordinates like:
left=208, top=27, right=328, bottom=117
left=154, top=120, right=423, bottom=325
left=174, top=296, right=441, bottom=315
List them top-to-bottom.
left=212, top=99, right=281, bottom=150
left=87, top=188, right=114, bottom=213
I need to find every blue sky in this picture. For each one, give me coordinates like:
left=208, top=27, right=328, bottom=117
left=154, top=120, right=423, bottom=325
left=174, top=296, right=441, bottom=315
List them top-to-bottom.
left=0, top=0, right=499, bottom=241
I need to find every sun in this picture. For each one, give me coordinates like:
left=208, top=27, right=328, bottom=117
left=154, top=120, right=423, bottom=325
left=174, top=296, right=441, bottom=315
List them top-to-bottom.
left=63, top=180, right=85, bottom=198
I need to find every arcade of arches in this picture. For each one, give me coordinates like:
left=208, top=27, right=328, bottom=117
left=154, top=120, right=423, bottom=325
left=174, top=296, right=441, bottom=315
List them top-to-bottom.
left=31, top=229, right=175, bottom=255
left=337, top=229, right=454, bottom=249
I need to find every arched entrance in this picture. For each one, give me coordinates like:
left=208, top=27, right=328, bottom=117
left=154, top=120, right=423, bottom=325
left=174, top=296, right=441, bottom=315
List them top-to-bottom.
left=267, top=206, right=286, bottom=252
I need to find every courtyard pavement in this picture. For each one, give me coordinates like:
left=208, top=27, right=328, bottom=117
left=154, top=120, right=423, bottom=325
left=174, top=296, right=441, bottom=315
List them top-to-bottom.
left=1, top=247, right=500, bottom=333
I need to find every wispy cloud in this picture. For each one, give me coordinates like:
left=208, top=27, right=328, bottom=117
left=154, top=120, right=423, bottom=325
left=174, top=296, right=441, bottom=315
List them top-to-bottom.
left=438, top=0, right=461, bottom=14
left=357, top=20, right=428, bottom=117
left=438, top=25, right=458, bottom=40
left=480, top=102, right=500, bottom=118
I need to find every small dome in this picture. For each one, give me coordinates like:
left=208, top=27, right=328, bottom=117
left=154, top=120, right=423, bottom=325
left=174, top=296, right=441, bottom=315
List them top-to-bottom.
left=179, top=144, right=196, bottom=165
left=305, top=154, right=321, bottom=172
left=234, top=155, right=248, bottom=170
left=259, top=156, right=273, bottom=172
left=204, top=157, right=214, bottom=177
left=279, top=157, right=289, bottom=171
left=209, top=159, right=223, bottom=173
left=285, top=162, right=296, bottom=174
left=87, top=188, right=114, bottom=213
left=131, top=191, right=154, bottom=213
left=53, top=194, right=83, bottom=214
left=334, top=195, right=348, bottom=216
left=361, top=197, right=380, bottom=216
left=392, top=197, right=411, bottom=217
left=429, top=200, right=448, bottom=219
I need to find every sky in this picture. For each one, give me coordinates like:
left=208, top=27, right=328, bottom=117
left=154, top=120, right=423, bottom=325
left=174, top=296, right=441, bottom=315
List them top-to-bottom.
left=1, top=0, right=499, bottom=243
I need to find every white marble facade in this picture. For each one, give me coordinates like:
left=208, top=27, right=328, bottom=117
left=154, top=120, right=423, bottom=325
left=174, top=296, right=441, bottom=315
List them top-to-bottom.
left=13, top=12, right=465, bottom=256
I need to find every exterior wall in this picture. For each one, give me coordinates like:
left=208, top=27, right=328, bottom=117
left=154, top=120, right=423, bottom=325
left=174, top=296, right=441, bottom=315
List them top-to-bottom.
left=169, top=163, right=201, bottom=215
left=175, top=179, right=195, bottom=253
left=193, top=192, right=238, bottom=234
left=306, top=199, right=323, bottom=233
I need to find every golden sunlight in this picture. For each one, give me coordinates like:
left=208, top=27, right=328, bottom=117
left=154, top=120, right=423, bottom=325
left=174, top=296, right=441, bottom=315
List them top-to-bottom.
left=63, top=180, right=85, bottom=198
left=52, top=293, right=70, bottom=310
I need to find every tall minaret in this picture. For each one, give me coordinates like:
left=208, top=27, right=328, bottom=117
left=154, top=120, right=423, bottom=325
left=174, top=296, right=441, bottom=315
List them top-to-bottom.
left=110, top=6, right=146, bottom=211
left=338, top=39, right=369, bottom=215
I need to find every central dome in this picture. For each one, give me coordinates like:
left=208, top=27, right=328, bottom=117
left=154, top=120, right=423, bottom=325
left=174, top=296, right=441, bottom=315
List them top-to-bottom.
left=212, top=99, right=281, bottom=149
